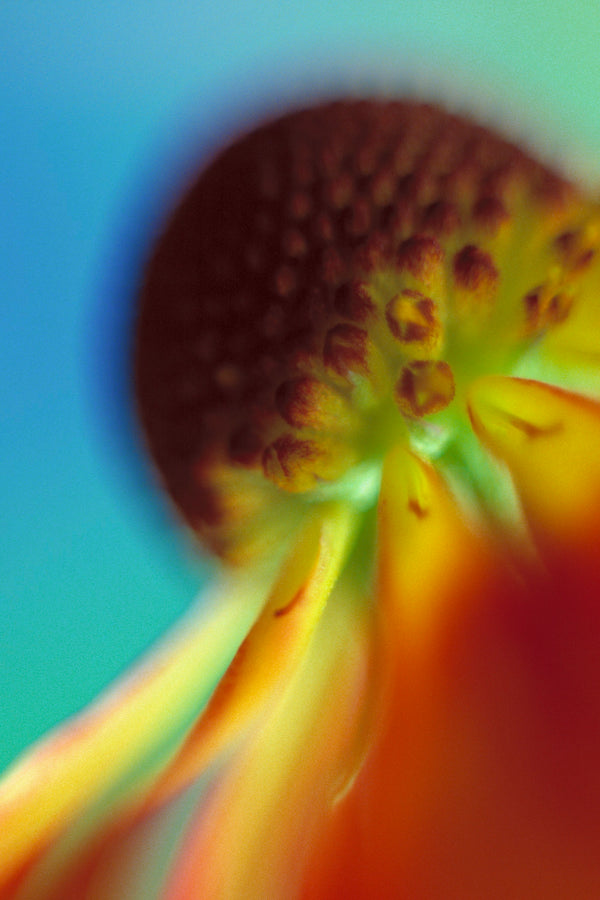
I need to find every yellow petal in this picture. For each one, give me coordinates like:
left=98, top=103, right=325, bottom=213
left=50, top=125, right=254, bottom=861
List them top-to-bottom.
left=540, top=260, right=600, bottom=382
left=467, top=375, right=600, bottom=563
left=304, top=443, right=600, bottom=897
left=377, top=443, right=492, bottom=654
left=303, top=451, right=500, bottom=896
left=144, top=500, right=358, bottom=811
left=1, top=503, right=358, bottom=898
left=0, top=571, right=267, bottom=893
left=165, top=577, right=372, bottom=900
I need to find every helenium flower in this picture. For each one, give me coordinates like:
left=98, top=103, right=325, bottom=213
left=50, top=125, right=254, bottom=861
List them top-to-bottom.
left=2, top=99, right=600, bottom=898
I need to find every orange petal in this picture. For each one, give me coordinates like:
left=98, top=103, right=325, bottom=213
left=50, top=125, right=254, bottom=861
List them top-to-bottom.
left=468, top=375, right=600, bottom=573
left=376, top=443, right=493, bottom=652
left=303, top=446, right=600, bottom=898
left=303, top=450, right=497, bottom=896
left=144, top=500, right=358, bottom=811
left=2, top=503, right=358, bottom=898
left=164, top=544, right=371, bottom=899
left=0, top=571, right=267, bottom=895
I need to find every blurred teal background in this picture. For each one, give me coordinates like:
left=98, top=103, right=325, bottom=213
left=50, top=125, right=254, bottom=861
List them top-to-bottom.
left=2, top=1, right=600, bottom=773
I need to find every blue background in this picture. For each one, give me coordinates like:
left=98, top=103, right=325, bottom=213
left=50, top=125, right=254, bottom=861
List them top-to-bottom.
left=2, top=1, right=600, bottom=772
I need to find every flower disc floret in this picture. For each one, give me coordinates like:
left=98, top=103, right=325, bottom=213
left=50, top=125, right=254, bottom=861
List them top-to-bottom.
left=135, top=100, right=600, bottom=563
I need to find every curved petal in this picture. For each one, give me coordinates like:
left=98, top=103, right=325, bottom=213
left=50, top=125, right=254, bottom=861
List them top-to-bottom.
left=468, top=375, right=600, bottom=575
left=376, top=445, right=494, bottom=651
left=303, top=448, right=600, bottom=898
left=302, top=449, right=497, bottom=896
left=144, top=501, right=359, bottom=813
left=2, top=503, right=359, bottom=898
left=0, top=571, right=267, bottom=895
left=165, top=579, right=373, bottom=900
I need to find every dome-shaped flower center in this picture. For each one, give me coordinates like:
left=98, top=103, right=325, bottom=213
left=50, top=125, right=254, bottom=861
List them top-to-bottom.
left=135, top=100, right=600, bottom=563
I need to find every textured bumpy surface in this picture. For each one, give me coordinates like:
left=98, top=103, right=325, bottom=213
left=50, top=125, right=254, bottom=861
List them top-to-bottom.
left=135, top=99, right=596, bottom=561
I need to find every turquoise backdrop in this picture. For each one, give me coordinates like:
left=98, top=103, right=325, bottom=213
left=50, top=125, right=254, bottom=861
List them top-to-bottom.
left=2, top=0, right=600, bottom=772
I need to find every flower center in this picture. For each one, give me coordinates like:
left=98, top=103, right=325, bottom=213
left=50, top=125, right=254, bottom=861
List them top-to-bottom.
left=135, top=100, right=600, bottom=563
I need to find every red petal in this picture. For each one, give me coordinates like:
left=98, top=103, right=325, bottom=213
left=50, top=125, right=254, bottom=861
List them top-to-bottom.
left=303, top=448, right=600, bottom=898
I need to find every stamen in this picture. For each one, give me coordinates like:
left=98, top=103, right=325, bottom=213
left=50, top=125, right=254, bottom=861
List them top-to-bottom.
left=371, top=167, right=396, bottom=206
left=326, top=173, right=354, bottom=210
left=288, top=190, right=312, bottom=221
left=472, top=195, right=510, bottom=235
left=343, top=198, right=373, bottom=239
left=419, top=200, right=461, bottom=237
left=312, top=212, right=335, bottom=244
left=554, top=227, right=597, bottom=273
left=282, top=229, right=309, bottom=260
left=396, top=235, right=444, bottom=288
left=452, top=244, right=499, bottom=322
left=453, top=245, right=498, bottom=297
left=320, top=246, right=346, bottom=285
left=273, top=265, right=297, bottom=298
left=334, top=280, right=376, bottom=322
left=523, top=285, right=575, bottom=333
left=385, top=290, right=442, bottom=357
left=323, top=324, right=371, bottom=380
left=395, top=360, right=455, bottom=417
left=275, top=377, right=356, bottom=432
left=229, top=425, right=263, bottom=466
left=262, top=434, right=356, bottom=493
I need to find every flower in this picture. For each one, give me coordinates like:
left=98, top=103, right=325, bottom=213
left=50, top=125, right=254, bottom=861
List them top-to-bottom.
left=2, top=99, right=600, bottom=898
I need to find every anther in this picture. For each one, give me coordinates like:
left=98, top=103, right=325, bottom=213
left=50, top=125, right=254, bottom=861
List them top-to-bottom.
left=357, top=143, right=379, bottom=176
left=291, top=154, right=313, bottom=188
left=257, top=164, right=280, bottom=200
left=371, top=167, right=396, bottom=206
left=326, top=173, right=354, bottom=209
left=288, top=191, right=312, bottom=221
left=472, top=195, right=510, bottom=235
left=344, top=198, right=373, bottom=239
left=419, top=200, right=461, bottom=237
left=312, top=212, right=335, bottom=244
left=282, top=228, right=309, bottom=259
left=554, top=228, right=597, bottom=273
left=354, top=233, right=392, bottom=273
left=396, top=235, right=444, bottom=287
left=244, top=243, right=266, bottom=274
left=453, top=244, right=498, bottom=298
left=320, top=246, right=346, bottom=285
left=273, top=265, right=297, bottom=298
left=334, top=280, right=376, bottom=322
left=524, top=285, right=574, bottom=332
left=385, top=290, right=442, bottom=357
left=261, top=303, right=286, bottom=340
left=323, top=323, right=371, bottom=380
left=395, top=360, right=455, bottom=417
left=214, top=363, right=241, bottom=393
left=275, top=377, right=355, bottom=432
left=228, top=425, right=264, bottom=466
left=262, top=433, right=354, bottom=493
